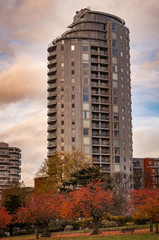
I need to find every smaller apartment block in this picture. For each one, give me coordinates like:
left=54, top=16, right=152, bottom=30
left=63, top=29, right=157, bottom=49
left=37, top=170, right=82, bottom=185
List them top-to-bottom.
left=0, top=142, right=21, bottom=199
left=133, top=157, right=159, bottom=187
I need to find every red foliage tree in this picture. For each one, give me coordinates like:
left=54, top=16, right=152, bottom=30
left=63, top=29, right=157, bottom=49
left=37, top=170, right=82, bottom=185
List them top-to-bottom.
left=60, top=180, right=114, bottom=234
left=129, top=188, right=159, bottom=233
left=16, top=192, right=61, bottom=239
left=0, top=207, right=12, bottom=229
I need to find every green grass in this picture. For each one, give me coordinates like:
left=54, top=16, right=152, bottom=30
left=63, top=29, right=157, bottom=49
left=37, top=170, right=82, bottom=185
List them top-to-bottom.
left=1, top=232, right=159, bottom=240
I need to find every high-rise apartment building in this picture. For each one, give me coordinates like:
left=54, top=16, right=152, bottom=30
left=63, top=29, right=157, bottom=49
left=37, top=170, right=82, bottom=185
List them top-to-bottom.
left=47, top=8, right=133, bottom=176
left=0, top=142, right=21, bottom=199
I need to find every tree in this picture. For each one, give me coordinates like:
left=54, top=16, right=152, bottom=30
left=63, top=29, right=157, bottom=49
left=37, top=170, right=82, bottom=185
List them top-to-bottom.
left=36, top=150, right=90, bottom=193
left=60, top=166, right=113, bottom=192
left=112, top=173, right=133, bottom=215
left=1, top=180, right=33, bottom=236
left=60, top=180, right=114, bottom=234
left=129, top=188, right=159, bottom=233
left=16, top=192, right=61, bottom=239
left=0, top=207, right=11, bottom=229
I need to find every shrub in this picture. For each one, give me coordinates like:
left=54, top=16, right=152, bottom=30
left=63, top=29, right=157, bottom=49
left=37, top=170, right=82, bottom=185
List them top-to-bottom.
left=101, top=220, right=117, bottom=228
left=64, top=225, right=73, bottom=231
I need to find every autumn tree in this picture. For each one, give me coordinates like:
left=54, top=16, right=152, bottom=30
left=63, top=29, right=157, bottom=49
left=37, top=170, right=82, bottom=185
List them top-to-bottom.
left=36, top=150, right=90, bottom=193
left=1, top=180, right=33, bottom=236
left=60, top=180, right=114, bottom=234
left=129, top=188, right=159, bottom=233
left=16, top=192, right=61, bottom=239
left=0, top=207, right=11, bottom=229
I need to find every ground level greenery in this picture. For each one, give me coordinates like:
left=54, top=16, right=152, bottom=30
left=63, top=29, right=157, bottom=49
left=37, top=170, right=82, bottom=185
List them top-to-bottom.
left=0, top=232, right=159, bottom=240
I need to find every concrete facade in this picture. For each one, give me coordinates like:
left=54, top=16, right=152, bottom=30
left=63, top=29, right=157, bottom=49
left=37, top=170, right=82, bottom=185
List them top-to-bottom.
left=47, top=8, right=133, bottom=176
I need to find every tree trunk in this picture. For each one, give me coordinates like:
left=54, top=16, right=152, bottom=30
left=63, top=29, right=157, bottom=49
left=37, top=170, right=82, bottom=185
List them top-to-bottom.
left=91, top=217, right=100, bottom=235
left=150, top=218, right=153, bottom=232
left=43, top=222, right=51, bottom=237
left=156, top=222, right=158, bottom=234
left=9, top=225, right=13, bottom=236
left=35, top=225, right=39, bottom=239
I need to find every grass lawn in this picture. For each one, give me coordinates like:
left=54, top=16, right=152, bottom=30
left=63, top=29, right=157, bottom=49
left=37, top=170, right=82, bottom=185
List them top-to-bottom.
left=1, top=232, right=159, bottom=240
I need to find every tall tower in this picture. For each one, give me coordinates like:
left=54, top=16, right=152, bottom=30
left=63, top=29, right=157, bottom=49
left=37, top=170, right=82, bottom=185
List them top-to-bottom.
left=47, top=8, right=133, bottom=176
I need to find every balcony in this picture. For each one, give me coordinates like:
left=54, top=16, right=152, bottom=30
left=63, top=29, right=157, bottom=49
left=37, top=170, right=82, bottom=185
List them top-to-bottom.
left=47, top=51, right=56, bottom=60
left=47, top=59, right=57, bottom=68
left=47, top=67, right=56, bottom=74
left=47, top=75, right=56, bottom=82
left=92, top=81, right=99, bottom=87
left=47, top=83, right=56, bottom=90
left=47, top=92, right=56, bottom=99
left=47, top=102, right=56, bottom=109
left=47, top=108, right=56, bottom=116
left=47, top=109, right=56, bottom=117
left=47, top=124, right=56, bottom=131
left=47, top=133, right=56, bottom=140
left=47, top=141, right=56, bottom=148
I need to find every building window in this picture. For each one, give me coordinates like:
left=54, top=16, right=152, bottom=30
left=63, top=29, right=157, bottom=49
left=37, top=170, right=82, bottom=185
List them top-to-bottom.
left=112, top=23, right=116, bottom=31
left=112, top=32, right=117, bottom=39
left=112, top=39, right=116, bottom=47
left=61, top=45, right=64, bottom=50
left=71, top=45, right=75, bottom=51
left=82, top=46, right=88, bottom=51
left=112, top=49, right=117, bottom=56
left=82, top=54, right=89, bottom=61
left=112, top=57, right=117, bottom=64
left=71, top=62, right=75, bottom=66
left=83, top=62, right=89, bottom=68
left=61, top=63, right=64, bottom=67
left=112, top=65, right=118, bottom=72
left=83, top=69, right=89, bottom=75
left=72, top=70, right=75, bottom=75
left=113, top=73, right=118, bottom=80
left=83, top=78, right=88, bottom=84
left=72, top=79, right=75, bottom=84
left=113, top=81, right=118, bottom=88
left=72, top=86, right=75, bottom=91
left=83, top=86, right=89, bottom=93
left=83, top=94, right=89, bottom=101
left=72, top=95, right=75, bottom=99
left=72, top=103, right=75, bottom=108
left=83, top=103, right=89, bottom=110
left=61, top=104, right=64, bottom=108
left=113, top=106, right=119, bottom=113
left=83, top=111, right=89, bottom=119
left=61, top=112, right=64, bottom=117
left=83, top=120, right=89, bottom=127
left=61, top=121, right=64, bottom=125
left=72, top=121, right=75, bottom=125
left=83, top=128, right=89, bottom=135
left=61, top=129, right=64, bottom=134
left=72, top=137, right=75, bottom=142
left=83, top=137, right=90, bottom=144
left=61, top=138, right=64, bottom=142
left=114, top=140, right=119, bottom=147
left=61, top=146, right=64, bottom=151
left=84, top=146, right=90, bottom=154
left=115, top=156, right=120, bottom=163
left=124, top=166, right=126, bottom=171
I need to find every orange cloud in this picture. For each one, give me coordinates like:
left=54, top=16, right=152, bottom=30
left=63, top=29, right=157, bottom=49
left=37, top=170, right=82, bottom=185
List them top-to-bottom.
left=0, top=56, right=46, bottom=103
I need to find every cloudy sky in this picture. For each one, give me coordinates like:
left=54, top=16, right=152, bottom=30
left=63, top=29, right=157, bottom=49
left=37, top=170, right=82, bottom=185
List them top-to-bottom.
left=0, top=0, right=159, bottom=186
